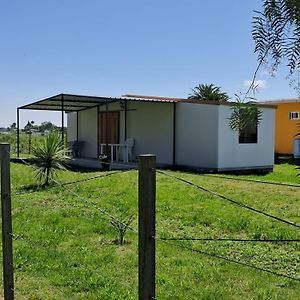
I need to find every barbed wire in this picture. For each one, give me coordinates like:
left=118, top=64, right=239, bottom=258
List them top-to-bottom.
left=13, top=157, right=135, bottom=194
left=16, top=158, right=138, bottom=233
left=13, top=170, right=127, bottom=196
left=61, top=170, right=128, bottom=186
left=156, top=170, right=300, bottom=230
left=200, top=174, right=300, bottom=188
left=53, top=178, right=139, bottom=234
left=154, top=236, right=300, bottom=243
left=158, top=239, right=300, bottom=282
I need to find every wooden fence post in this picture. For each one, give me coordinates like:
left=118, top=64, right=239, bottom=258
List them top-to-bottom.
left=0, top=143, right=14, bottom=300
left=138, top=154, right=156, bottom=300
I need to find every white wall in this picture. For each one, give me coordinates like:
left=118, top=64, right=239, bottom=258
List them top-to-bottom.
left=75, top=101, right=174, bottom=163
left=126, top=102, right=174, bottom=164
left=175, top=103, right=219, bottom=168
left=217, top=106, right=275, bottom=170
left=78, top=107, right=98, bottom=158
left=67, top=112, right=77, bottom=142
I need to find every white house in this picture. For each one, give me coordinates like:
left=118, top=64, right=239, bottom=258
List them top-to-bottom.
left=17, top=93, right=276, bottom=172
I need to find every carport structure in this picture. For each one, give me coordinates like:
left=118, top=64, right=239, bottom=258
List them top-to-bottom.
left=16, top=93, right=130, bottom=157
left=17, top=93, right=179, bottom=160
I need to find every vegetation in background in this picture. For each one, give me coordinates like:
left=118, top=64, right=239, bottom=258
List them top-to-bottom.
left=188, top=83, right=229, bottom=101
left=0, top=132, right=39, bottom=155
left=31, top=133, right=68, bottom=186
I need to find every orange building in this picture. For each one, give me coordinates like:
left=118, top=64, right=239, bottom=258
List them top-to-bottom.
left=263, top=99, right=300, bottom=154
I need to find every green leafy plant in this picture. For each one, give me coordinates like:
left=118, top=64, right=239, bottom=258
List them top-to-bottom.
left=252, top=0, right=300, bottom=92
left=188, top=83, right=229, bottom=101
left=228, top=95, right=262, bottom=131
left=32, top=132, right=68, bottom=186
left=109, top=214, right=133, bottom=245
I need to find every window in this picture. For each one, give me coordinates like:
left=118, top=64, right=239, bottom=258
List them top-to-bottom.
left=238, top=109, right=258, bottom=144
left=289, top=111, right=299, bottom=120
left=239, top=124, right=258, bottom=143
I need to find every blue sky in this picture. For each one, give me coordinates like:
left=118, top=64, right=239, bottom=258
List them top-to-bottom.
left=0, top=0, right=297, bottom=127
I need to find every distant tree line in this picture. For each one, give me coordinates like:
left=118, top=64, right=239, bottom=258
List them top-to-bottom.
left=5, top=121, right=64, bottom=133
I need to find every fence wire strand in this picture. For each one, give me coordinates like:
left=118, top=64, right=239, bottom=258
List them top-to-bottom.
left=17, top=158, right=138, bottom=233
left=157, top=170, right=300, bottom=230
left=201, top=174, right=300, bottom=188
left=154, top=236, right=300, bottom=243
left=158, top=239, right=300, bottom=282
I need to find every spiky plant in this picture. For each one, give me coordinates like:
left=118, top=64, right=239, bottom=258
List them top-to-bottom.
left=188, top=83, right=229, bottom=101
left=32, top=132, right=68, bottom=186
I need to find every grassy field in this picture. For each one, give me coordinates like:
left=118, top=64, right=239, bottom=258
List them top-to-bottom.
left=3, top=163, right=300, bottom=299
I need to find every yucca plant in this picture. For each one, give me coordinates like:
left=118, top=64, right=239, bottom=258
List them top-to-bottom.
left=188, top=83, right=229, bottom=101
left=32, top=132, right=68, bottom=186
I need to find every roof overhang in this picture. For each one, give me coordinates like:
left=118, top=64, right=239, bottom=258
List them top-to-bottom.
left=18, top=93, right=180, bottom=113
left=18, top=93, right=128, bottom=113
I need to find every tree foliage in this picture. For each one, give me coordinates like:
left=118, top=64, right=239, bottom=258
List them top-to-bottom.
left=252, top=0, right=300, bottom=90
left=188, top=83, right=229, bottom=101
left=229, top=95, right=263, bottom=131
left=39, top=121, right=59, bottom=132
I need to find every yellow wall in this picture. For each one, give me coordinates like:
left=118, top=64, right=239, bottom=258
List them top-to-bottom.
left=275, top=102, right=300, bottom=154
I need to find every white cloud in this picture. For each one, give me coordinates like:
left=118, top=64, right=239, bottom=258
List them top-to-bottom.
left=243, top=79, right=268, bottom=89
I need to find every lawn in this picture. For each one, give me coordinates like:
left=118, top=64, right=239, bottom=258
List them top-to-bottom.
left=2, top=163, right=300, bottom=299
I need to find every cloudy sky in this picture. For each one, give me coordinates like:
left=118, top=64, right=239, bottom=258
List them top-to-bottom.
left=0, top=0, right=297, bottom=127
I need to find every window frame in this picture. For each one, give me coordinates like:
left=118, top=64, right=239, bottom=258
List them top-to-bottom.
left=238, top=109, right=258, bottom=144
left=289, top=111, right=299, bottom=120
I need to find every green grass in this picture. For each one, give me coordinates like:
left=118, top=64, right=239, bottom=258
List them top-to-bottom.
left=3, top=163, right=300, bottom=299
left=209, top=164, right=300, bottom=185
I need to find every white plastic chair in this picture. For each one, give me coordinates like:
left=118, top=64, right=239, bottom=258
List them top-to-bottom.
left=125, top=138, right=135, bottom=162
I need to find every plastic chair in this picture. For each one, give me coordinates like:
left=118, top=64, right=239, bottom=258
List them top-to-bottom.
left=125, top=138, right=135, bottom=162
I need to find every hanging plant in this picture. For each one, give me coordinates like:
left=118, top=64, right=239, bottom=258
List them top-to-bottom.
left=228, top=95, right=262, bottom=131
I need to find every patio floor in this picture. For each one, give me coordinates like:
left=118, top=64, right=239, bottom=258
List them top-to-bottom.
left=67, top=157, right=138, bottom=170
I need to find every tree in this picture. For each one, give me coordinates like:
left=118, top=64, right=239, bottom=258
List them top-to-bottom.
left=252, top=0, right=300, bottom=92
left=253, top=1, right=300, bottom=175
left=188, top=83, right=229, bottom=101
left=24, top=120, right=35, bottom=132
left=39, top=121, right=58, bottom=132
left=7, top=122, right=16, bottom=131
left=32, top=133, right=68, bottom=186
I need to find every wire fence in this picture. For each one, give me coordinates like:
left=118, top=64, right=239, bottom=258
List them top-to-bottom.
left=8, top=155, right=300, bottom=298
left=15, top=158, right=139, bottom=232
left=156, top=170, right=300, bottom=230
left=200, top=173, right=300, bottom=188
left=158, top=239, right=300, bottom=282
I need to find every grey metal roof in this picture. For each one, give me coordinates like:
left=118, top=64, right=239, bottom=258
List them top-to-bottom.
left=18, top=93, right=179, bottom=113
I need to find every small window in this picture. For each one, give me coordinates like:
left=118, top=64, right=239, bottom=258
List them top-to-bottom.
left=238, top=109, right=258, bottom=144
left=289, top=111, right=299, bottom=120
left=239, top=124, right=258, bottom=143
